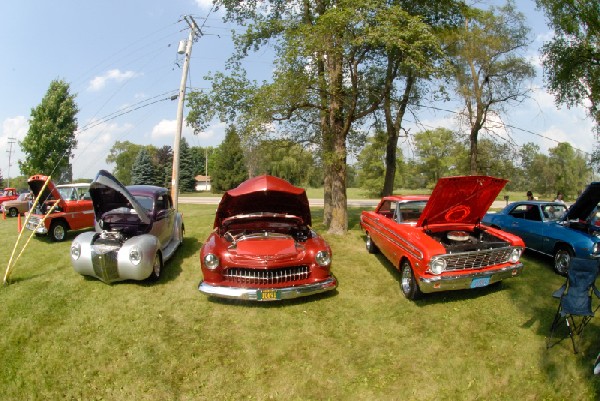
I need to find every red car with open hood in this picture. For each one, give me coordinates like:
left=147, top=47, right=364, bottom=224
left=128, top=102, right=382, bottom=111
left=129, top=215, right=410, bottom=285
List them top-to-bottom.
left=199, top=175, right=337, bottom=301
left=360, top=175, right=525, bottom=300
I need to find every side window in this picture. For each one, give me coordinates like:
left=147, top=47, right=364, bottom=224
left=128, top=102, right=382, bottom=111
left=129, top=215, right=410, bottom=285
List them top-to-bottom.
left=79, top=187, right=91, bottom=200
left=156, top=195, right=167, bottom=211
left=377, top=200, right=395, bottom=219
left=509, top=205, right=528, bottom=220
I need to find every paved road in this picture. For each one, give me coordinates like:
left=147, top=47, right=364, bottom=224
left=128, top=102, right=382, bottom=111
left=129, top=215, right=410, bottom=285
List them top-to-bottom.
left=178, top=196, right=510, bottom=209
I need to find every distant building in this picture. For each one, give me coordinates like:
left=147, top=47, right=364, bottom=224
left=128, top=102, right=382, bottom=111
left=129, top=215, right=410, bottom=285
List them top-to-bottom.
left=195, top=175, right=211, bottom=192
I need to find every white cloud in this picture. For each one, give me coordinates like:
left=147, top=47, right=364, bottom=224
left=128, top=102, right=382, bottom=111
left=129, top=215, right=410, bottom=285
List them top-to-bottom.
left=194, top=0, right=214, bottom=9
left=87, top=69, right=140, bottom=92
left=1, top=116, right=29, bottom=179
left=151, top=119, right=223, bottom=145
left=71, top=120, right=134, bottom=179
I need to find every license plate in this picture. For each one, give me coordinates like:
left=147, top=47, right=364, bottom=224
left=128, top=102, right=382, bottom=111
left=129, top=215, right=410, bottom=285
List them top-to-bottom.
left=470, top=276, right=490, bottom=288
left=257, top=289, right=281, bottom=301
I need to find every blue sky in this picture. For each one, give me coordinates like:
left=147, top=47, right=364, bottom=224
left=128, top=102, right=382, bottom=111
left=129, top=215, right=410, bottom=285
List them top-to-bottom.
left=0, top=0, right=595, bottom=181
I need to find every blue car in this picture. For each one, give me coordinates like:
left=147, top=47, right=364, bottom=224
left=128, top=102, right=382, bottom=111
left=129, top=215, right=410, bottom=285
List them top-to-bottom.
left=482, top=182, right=600, bottom=275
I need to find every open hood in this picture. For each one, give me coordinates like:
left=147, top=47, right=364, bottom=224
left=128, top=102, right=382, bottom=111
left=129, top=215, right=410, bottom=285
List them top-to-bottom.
left=90, top=170, right=151, bottom=225
left=28, top=175, right=63, bottom=208
left=214, top=175, right=311, bottom=228
left=417, top=175, right=507, bottom=227
left=565, top=182, right=600, bottom=221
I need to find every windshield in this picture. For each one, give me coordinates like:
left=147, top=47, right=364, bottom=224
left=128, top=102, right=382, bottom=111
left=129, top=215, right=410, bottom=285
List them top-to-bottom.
left=17, top=193, right=29, bottom=201
left=134, top=195, right=153, bottom=211
left=395, top=200, right=428, bottom=223
left=542, top=204, right=567, bottom=221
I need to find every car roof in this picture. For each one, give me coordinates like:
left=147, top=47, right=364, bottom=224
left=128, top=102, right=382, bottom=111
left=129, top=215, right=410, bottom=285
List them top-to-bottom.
left=56, top=183, right=90, bottom=189
left=127, top=185, right=168, bottom=198
left=382, top=195, right=430, bottom=202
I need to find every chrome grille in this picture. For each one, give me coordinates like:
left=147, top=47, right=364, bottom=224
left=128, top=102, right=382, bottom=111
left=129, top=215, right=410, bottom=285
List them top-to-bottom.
left=440, top=247, right=514, bottom=271
left=92, top=249, right=120, bottom=282
left=224, top=266, right=309, bottom=285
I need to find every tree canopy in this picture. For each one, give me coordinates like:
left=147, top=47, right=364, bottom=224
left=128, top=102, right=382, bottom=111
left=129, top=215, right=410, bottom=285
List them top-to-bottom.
left=446, top=0, right=535, bottom=174
left=536, top=0, right=600, bottom=133
left=19, top=79, right=79, bottom=181
left=211, top=126, right=248, bottom=192
left=131, top=148, right=157, bottom=185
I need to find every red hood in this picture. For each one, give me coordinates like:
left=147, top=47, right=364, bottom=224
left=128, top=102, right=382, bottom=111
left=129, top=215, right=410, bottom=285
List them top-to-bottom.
left=27, top=175, right=64, bottom=208
left=214, top=175, right=311, bottom=228
left=417, top=175, right=507, bottom=227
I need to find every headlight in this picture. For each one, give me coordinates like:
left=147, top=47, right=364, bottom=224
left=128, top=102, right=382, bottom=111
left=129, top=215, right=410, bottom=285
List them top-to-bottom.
left=70, top=242, right=81, bottom=260
left=593, top=243, right=600, bottom=255
left=129, top=247, right=142, bottom=265
left=509, top=247, right=523, bottom=263
left=315, top=250, right=331, bottom=267
left=204, top=253, right=220, bottom=270
left=429, top=257, right=447, bottom=275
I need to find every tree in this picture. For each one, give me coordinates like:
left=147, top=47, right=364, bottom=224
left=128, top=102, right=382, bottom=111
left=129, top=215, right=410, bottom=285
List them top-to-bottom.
left=188, top=0, right=445, bottom=234
left=536, top=0, right=600, bottom=134
left=376, top=1, right=462, bottom=196
left=446, top=1, right=535, bottom=174
left=19, top=79, right=79, bottom=179
left=211, top=126, right=247, bottom=192
left=414, top=128, right=466, bottom=185
left=356, top=130, right=388, bottom=197
left=179, top=138, right=196, bottom=193
left=476, top=138, right=518, bottom=189
left=252, top=140, right=317, bottom=186
left=106, top=141, right=145, bottom=185
left=548, top=142, right=591, bottom=199
left=154, top=145, right=173, bottom=188
left=131, top=148, right=157, bottom=185
left=0, top=169, right=4, bottom=188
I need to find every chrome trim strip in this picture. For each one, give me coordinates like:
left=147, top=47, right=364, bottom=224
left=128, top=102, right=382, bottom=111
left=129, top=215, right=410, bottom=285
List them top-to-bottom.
left=362, top=215, right=423, bottom=260
left=198, top=276, right=338, bottom=301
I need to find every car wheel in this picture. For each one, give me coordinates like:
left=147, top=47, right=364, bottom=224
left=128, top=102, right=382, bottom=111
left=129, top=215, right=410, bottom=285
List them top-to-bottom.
left=8, top=208, right=18, bottom=218
left=49, top=220, right=68, bottom=242
left=366, top=233, right=379, bottom=254
left=554, top=245, right=573, bottom=275
left=148, top=252, right=162, bottom=281
left=400, top=260, right=422, bottom=300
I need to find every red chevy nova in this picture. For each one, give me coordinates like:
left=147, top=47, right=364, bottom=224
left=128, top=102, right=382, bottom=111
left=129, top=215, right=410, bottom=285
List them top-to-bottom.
left=199, top=175, right=337, bottom=301
left=360, top=175, right=525, bottom=300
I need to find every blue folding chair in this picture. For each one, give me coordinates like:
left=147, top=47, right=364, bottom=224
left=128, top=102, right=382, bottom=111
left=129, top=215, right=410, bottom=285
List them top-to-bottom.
left=547, top=257, right=600, bottom=353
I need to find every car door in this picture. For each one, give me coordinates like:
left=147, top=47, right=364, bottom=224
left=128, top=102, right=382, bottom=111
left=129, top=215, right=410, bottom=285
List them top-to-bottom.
left=152, top=193, right=174, bottom=248
left=505, top=204, right=546, bottom=252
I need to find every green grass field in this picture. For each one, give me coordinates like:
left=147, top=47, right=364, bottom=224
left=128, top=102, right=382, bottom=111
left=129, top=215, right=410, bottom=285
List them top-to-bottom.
left=1, top=205, right=599, bottom=400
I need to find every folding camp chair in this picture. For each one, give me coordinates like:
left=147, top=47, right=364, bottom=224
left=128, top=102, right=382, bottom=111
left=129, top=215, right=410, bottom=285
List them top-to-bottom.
left=547, top=257, right=600, bottom=353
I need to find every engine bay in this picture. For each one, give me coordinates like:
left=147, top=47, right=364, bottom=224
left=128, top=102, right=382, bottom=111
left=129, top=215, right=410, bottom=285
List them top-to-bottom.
left=428, top=228, right=510, bottom=253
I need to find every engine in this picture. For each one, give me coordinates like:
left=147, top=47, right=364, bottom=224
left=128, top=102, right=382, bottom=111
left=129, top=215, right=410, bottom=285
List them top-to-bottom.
left=430, top=229, right=509, bottom=253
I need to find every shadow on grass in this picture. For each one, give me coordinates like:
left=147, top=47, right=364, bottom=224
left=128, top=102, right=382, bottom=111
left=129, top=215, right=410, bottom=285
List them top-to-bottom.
left=310, top=207, right=366, bottom=232
left=145, top=236, right=202, bottom=286
left=505, top=251, right=600, bottom=394
left=204, top=288, right=339, bottom=308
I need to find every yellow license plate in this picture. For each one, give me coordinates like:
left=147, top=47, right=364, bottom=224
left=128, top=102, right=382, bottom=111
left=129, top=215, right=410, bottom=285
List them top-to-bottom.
left=258, top=289, right=280, bottom=301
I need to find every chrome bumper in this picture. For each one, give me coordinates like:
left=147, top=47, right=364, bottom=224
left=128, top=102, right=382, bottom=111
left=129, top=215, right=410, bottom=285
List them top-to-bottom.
left=418, top=263, right=524, bottom=293
left=198, top=276, right=338, bottom=301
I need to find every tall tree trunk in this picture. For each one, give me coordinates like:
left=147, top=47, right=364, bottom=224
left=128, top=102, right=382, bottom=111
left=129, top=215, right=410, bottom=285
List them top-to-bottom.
left=326, top=52, right=348, bottom=234
left=382, top=73, right=415, bottom=196
left=469, top=127, right=478, bottom=175
left=328, top=128, right=348, bottom=234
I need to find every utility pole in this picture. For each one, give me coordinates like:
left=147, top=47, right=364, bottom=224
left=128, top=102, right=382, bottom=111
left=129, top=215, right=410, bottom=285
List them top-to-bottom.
left=171, top=15, right=201, bottom=209
left=6, top=137, right=16, bottom=187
